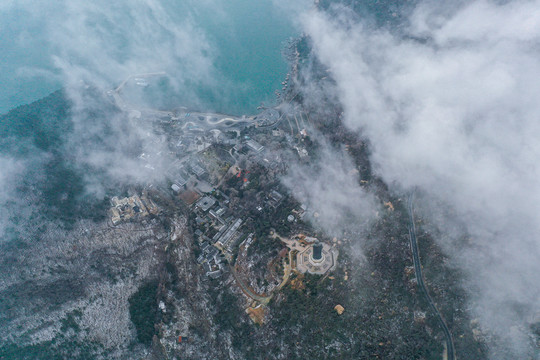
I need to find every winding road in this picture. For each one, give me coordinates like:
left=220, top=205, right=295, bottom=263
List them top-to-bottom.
left=407, top=192, right=456, bottom=360
left=229, top=265, right=272, bottom=304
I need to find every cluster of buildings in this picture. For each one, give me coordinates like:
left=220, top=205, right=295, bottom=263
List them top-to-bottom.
left=128, top=105, right=335, bottom=282
left=164, top=126, right=279, bottom=280
left=169, top=160, right=209, bottom=194
left=110, top=191, right=159, bottom=225
left=192, top=192, right=246, bottom=278
left=197, top=241, right=223, bottom=279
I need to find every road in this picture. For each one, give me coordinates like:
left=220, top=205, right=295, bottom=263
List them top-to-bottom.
left=205, top=115, right=250, bottom=125
left=408, top=192, right=456, bottom=360
left=229, top=265, right=272, bottom=305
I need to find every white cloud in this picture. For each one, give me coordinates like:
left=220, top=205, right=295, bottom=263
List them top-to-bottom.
left=0, top=0, right=224, bottom=219
left=38, top=0, right=221, bottom=193
left=49, top=0, right=217, bottom=96
left=302, top=0, right=540, bottom=356
left=282, top=137, right=377, bottom=239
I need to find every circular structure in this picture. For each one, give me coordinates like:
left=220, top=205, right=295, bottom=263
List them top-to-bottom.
left=287, top=214, right=295, bottom=222
left=296, top=240, right=339, bottom=275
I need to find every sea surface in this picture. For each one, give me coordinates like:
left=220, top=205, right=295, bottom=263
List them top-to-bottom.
left=0, top=1, right=296, bottom=115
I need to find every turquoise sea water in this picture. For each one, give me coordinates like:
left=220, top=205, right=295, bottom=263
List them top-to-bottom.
left=0, top=1, right=296, bottom=115
left=197, top=1, right=296, bottom=114
left=0, top=8, right=59, bottom=115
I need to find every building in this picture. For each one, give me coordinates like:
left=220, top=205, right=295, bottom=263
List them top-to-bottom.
left=246, top=139, right=264, bottom=153
left=295, top=146, right=308, bottom=158
left=191, top=163, right=205, bottom=177
left=176, top=175, right=187, bottom=187
left=141, top=190, right=159, bottom=215
left=268, top=190, right=284, bottom=208
left=110, top=195, right=149, bottom=225
left=196, top=196, right=216, bottom=212
left=209, top=210, right=226, bottom=225
left=215, top=219, right=242, bottom=249
left=296, top=239, right=338, bottom=275
left=198, top=240, right=224, bottom=278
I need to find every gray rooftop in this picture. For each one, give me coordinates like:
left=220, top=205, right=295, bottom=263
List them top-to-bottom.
left=196, top=196, right=216, bottom=212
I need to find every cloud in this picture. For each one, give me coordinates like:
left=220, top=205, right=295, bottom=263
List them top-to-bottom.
left=0, top=0, right=226, bottom=236
left=0, top=0, right=299, bottom=232
left=25, top=0, right=224, bottom=196
left=49, top=0, right=218, bottom=189
left=302, top=0, right=540, bottom=356
left=51, top=1, right=216, bottom=90
left=0, top=2, right=224, bottom=349
left=282, top=135, right=377, bottom=240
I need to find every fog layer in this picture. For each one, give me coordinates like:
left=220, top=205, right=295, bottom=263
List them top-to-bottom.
left=302, top=0, right=540, bottom=355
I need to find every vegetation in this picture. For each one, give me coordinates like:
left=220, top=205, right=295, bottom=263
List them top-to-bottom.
left=0, top=89, right=110, bottom=235
left=0, top=90, right=72, bottom=153
left=128, top=281, right=160, bottom=345
left=207, top=284, right=258, bottom=357
left=60, top=309, right=83, bottom=333
left=0, top=337, right=103, bottom=360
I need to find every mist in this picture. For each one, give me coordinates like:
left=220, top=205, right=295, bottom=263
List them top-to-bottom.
left=0, top=0, right=296, bottom=234
left=0, top=0, right=218, bottom=216
left=2, top=0, right=538, bottom=357
left=300, top=0, right=540, bottom=356
left=282, top=134, right=377, bottom=239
